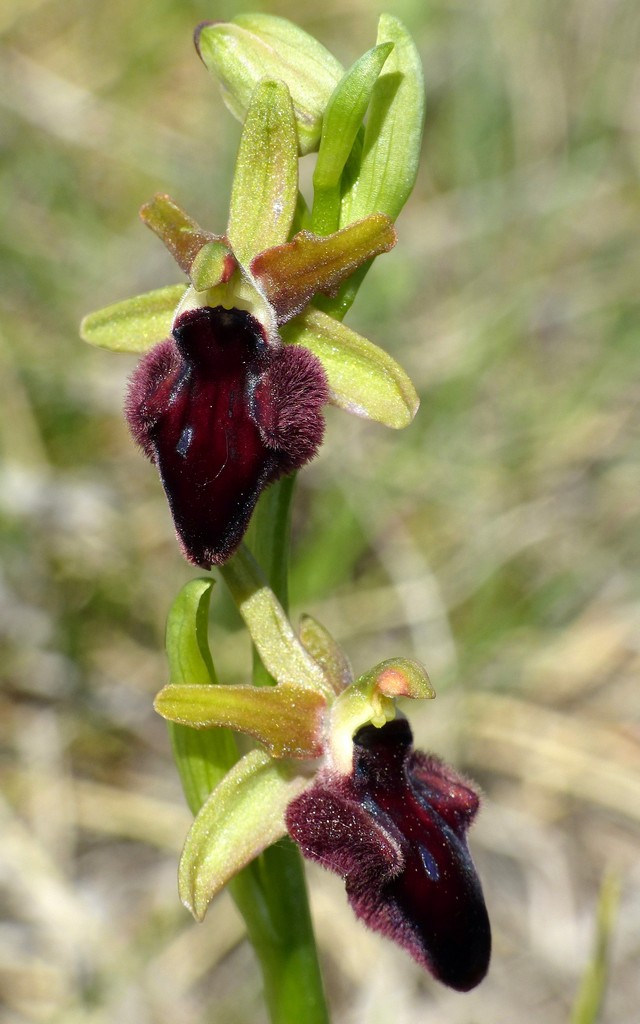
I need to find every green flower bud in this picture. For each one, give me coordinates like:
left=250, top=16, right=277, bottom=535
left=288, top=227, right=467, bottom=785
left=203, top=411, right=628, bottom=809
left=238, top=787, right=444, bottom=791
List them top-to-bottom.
left=195, top=14, right=343, bottom=155
left=342, top=14, right=425, bottom=223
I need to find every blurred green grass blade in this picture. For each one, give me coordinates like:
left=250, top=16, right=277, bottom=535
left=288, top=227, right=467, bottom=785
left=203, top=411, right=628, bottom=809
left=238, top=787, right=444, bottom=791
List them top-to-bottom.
left=80, top=284, right=187, bottom=352
left=165, top=579, right=237, bottom=815
left=571, top=870, right=621, bottom=1024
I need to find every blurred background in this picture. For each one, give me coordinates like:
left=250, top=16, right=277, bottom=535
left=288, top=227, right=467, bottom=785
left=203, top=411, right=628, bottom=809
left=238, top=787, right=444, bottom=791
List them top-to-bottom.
left=1, top=0, right=639, bottom=1021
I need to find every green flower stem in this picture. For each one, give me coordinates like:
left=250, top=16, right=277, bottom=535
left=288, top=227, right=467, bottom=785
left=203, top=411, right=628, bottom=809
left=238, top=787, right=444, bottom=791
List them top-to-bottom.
left=250, top=472, right=296, bottom=684
left=221, top=474, right=329, bottom=1024
left=231, top=843, right=329, bottom=1024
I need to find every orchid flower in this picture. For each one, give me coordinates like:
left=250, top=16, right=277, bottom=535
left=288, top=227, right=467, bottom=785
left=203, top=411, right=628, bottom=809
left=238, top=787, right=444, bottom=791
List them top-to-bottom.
left=80, top=12, right=491, bottom=999
left=80, top=14, right=422, bottom=567
left=155, top=557, right=490, bottom=992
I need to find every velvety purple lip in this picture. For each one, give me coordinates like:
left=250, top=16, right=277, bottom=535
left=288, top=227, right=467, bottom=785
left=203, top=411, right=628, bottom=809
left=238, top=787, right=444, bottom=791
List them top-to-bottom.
left=126, top=305, right=328, bottom=568
left=287, top=718, right=491, bottom=991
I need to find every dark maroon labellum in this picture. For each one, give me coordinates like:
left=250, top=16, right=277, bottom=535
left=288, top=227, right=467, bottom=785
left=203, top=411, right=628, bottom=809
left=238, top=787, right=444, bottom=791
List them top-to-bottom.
left=126, top=306, right=328, bottom=567
left=286, top=718, right=491, bottom=991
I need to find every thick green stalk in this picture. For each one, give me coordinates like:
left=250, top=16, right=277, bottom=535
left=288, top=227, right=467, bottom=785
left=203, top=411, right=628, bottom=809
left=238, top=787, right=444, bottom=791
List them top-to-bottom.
left=250, top=473, right=296, bottom=686
left=228, top=475, right=329, bottom=1024
left=231, top=843, right=328, bottom=1024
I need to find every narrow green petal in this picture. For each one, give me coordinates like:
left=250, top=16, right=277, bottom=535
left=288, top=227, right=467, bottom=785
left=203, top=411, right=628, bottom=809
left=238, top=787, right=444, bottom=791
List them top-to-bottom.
left=341, top=15, right=425, bottom=223
left=196, top=16, right=343, bottom=155
left=311, top=42, right=394, bottom=235
left=228, top=80, right=298, bottom=267
left=139, top=194, right=231, bottom=283
left=139, top=195, right=235, bottom=292
left=250, top=214, right=396, bottom=323
left=79, top=284, right=187, bottom=352
left=281, top=307, right=419, bottom=429
left=220, top=546, right=333, bottom=698
left=165, top=579, right=237, bottom=814
left=298, top=615, right=353, bottom=694
left=155, top=683, right=326, bottom=759
left=179, top=749, right=310, bottom=920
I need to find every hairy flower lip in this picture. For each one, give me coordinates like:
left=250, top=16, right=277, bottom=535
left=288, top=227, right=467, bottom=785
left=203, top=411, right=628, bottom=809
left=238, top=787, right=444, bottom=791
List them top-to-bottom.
left=126, top=305, right=328, bottom=568
left=286, top=717, right=491, bottom=991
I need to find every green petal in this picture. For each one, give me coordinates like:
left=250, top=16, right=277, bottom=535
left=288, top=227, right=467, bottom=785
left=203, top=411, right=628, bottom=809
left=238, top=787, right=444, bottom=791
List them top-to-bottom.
left=196, top=15, right=343, bottom=155
left=341, top=15, right=425, bottom=223
left=311, top=42, right=394, bottom=235
left=228, top=80, right=298, bottom=267
left=140, top=194, right=233, bottom=290
left=250, top=214, right=396, bottom=323
left=79, top=284, right=187, bottom=352
left=281, top=307, right=419, bottom=429
left=220, top=547, right=333, bottom=698
left=165, top=579, right=238, bottom=814
left=298, top=615, right=353, bottom=694
left=155, top=683, right=326, bottom=759
left=179, top=749, right=310, bottom=920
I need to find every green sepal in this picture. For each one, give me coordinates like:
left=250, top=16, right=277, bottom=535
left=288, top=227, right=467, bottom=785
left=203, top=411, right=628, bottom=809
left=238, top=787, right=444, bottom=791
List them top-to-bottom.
left=196, top=15, right=343, bottom=155
left=341, top=15, right=425, bottom=223
left=311, top=42, right=394, bottom=235
left=228, top=80, right=298, bottom=267
left=140, top=194, right=235, bottom=291
left=250, top=214, right=396, bottom=323
left=79, top=284, right=187, bottom=352
left=281, top=307, right=419, bottom=429
left=220, top=547, right=333, bottom=698
left=165, top=579, right=238, bottom=815
left=298, top=615, right=353, bottom=695
left=329, top=658, right=434, bottom=774
left=155, top=683, right=326, bottom=759
left=179, top=748, right=310, bottom=920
